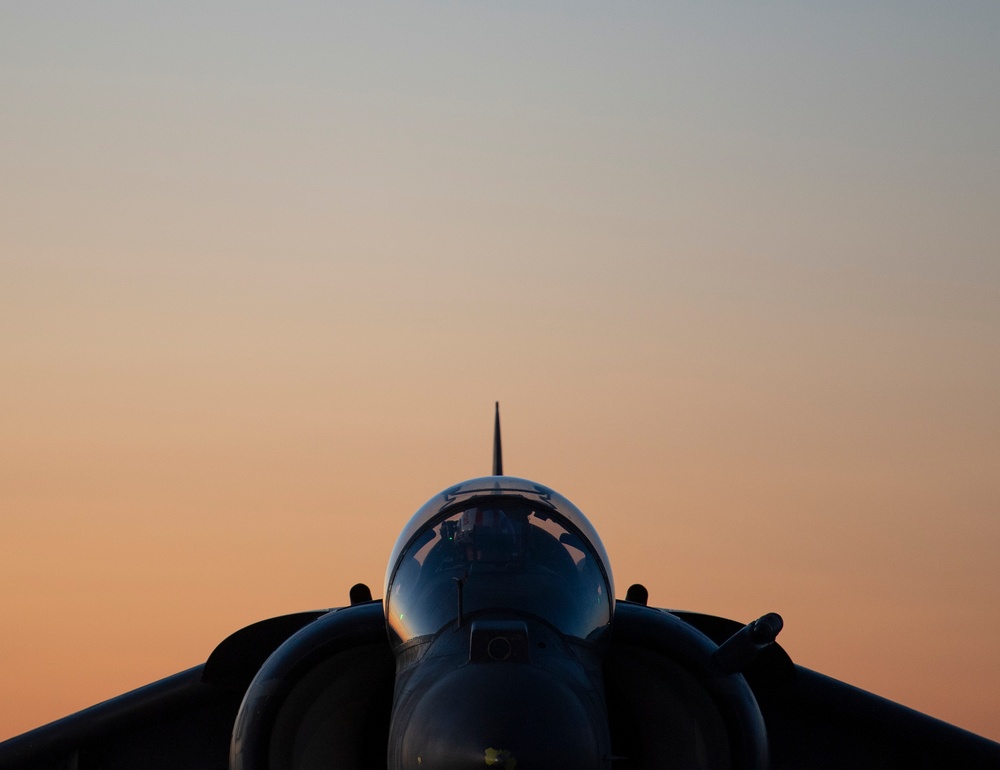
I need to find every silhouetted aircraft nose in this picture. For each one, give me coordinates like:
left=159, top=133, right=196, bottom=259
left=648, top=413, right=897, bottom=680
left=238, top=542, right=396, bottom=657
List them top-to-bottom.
left=390, top=662, right=609, bottom=770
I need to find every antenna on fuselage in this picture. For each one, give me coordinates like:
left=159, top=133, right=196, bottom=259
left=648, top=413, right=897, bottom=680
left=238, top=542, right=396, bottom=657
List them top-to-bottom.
left=492, top=402, right=503, bottom=476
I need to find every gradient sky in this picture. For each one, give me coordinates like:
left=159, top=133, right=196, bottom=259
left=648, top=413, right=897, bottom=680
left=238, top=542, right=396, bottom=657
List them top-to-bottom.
left=2, top=1, right=999, bottom=743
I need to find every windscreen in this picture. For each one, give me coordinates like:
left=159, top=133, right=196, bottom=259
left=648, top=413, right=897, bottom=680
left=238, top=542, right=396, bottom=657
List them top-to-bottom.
left=386, top=498, right=611, bottom=646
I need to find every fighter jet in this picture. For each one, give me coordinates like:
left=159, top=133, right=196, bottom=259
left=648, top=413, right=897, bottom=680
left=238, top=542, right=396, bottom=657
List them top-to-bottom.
left=2, top=405, right=998, bottom=769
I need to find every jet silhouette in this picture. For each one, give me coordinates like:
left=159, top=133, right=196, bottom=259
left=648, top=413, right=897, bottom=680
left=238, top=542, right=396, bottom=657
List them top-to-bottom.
left=2, top=405, right=998, bottom=769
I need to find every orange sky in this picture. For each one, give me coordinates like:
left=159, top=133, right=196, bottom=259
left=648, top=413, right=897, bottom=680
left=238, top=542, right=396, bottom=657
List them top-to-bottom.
left=2, top=2, right=999, bottom=745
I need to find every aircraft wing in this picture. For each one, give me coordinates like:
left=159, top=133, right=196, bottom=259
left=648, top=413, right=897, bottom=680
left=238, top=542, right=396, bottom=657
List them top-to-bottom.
left=2, top=602, right=998, bottom=769
left=664, top=608, right=1000, bottom=769
left=0, top=611, right=328, bottom=770
left=0, top=665, right=237, bottom=770
left=764, top=665, right=1000, bottom=768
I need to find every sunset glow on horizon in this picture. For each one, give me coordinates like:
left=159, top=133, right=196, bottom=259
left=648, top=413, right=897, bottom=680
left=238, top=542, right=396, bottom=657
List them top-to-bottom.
left=2, top=2, right=999, bottom=744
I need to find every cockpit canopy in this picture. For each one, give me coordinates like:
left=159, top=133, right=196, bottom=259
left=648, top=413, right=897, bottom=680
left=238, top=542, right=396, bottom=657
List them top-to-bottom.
left=384, top=477, right=614, bottom=648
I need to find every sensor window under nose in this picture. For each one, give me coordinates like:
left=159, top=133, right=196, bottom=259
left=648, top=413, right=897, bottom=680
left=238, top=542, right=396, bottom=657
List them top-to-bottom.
left=470, top=620, right=529, bottom=663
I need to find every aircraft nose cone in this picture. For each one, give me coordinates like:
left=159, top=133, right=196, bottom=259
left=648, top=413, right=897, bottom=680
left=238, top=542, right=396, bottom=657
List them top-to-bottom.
left=391, top=664, right=608, bottom=770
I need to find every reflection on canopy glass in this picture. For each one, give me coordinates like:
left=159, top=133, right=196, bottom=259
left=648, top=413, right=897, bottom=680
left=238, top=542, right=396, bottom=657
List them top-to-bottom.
left=386, top=499, right=611, bottom=645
